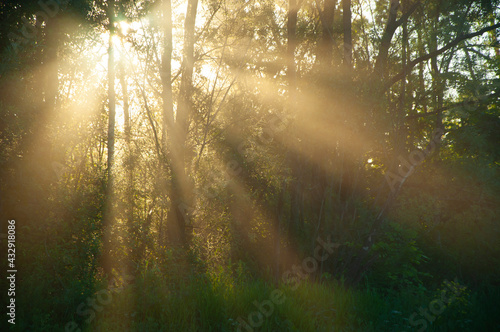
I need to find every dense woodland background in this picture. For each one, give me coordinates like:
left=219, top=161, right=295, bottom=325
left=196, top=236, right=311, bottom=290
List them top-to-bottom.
left=1, top=0, right=499, bottom=331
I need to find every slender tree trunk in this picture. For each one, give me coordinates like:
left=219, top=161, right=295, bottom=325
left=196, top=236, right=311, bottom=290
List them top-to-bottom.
left=102, top=0, right=116, bottom=278
left=161, top=0, right=174, bottom=148
left=161, top=0, right=174, bottom=247
left=166, top=0, right=198, bottom=247
left=177, top=0, right=198, bottom=142
left=287, top=0, right=302, bottom=240
left=287, top=0, right=298, bottom=93
left=318, top=0, right=336, bottom=69
left=339, top=0, right=352, bottom=204
left=342, top=0, right=352, bottom=69
left=374, top=0, right=400, bottom=78
left=396, top=0, right=408, bottom=154
left=107, top=2, right=116, bottom=190
left=430, top=8, right=444, bottom=144
left=417, top=14, right=426, bottom=115
left=118, top=58, right=134, bottom=264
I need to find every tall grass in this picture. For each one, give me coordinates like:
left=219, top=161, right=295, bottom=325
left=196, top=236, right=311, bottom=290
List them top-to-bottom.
left=9, top=256, right=500, bottom=331
left=48, top=263, right=497, bottom=331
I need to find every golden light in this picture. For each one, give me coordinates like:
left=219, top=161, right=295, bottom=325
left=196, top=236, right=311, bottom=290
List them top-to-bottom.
left=117, top=20, right=143, bottom=36
left=118, top=20, right=130, bottom=36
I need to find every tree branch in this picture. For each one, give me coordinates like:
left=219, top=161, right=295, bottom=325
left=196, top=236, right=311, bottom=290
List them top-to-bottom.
left=373, top=0, right=421, bottom=77
left=388, top=22, right=500, bottom=89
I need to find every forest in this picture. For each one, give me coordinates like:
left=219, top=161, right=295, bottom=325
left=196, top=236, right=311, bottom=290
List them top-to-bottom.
left=0, top=0, right=499, bottom=331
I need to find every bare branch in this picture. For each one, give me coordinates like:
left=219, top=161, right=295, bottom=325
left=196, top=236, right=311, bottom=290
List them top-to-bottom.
left=373, top=0, right=421, bottom=77
left=388, top=22, right=500, bottom=89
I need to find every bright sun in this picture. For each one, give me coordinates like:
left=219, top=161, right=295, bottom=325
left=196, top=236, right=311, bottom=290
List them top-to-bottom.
left=92, top=18, right=150, bottom=130
left=98, top=18, right=148, bottom=63
left=117, top=20, right=143, bottom=37
left=118, top=21, right=130, bottom=36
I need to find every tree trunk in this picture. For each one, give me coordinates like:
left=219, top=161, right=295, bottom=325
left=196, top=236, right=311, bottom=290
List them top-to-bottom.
left=102, top=0, right=116, bottom=278
left=160, top=0, right=174, bottom=248
left=161, top=0, right=174, bottom=148
left=166, top=0, right=198, bottom=247
left=287, top=0, right=303, bottom=240
left=287, top=0, right=298, bottom=93
left=318, top=0, right=336, bottom=69
left=342, top=0, right=351, bottom=69
left=396, top=0, right=408, bottom=155
left=430, top=7, right=444, bottom=147
left=118, top=58, right=135, bottom=266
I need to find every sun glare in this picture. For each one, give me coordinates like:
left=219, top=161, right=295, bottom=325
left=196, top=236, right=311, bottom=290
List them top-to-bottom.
left=89, top=18, right=149, bottom=133
left=117, top=20, right=143, bottom=36
left=118, top=21, right=130, bottom=36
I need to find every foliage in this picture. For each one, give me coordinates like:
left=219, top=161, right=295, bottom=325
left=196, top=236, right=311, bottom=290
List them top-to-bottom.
left=1, top=0, right=499, bottom=330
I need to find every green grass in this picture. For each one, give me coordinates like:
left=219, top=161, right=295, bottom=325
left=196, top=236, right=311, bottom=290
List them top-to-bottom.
left=6, top=261, right=500, bottom=332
